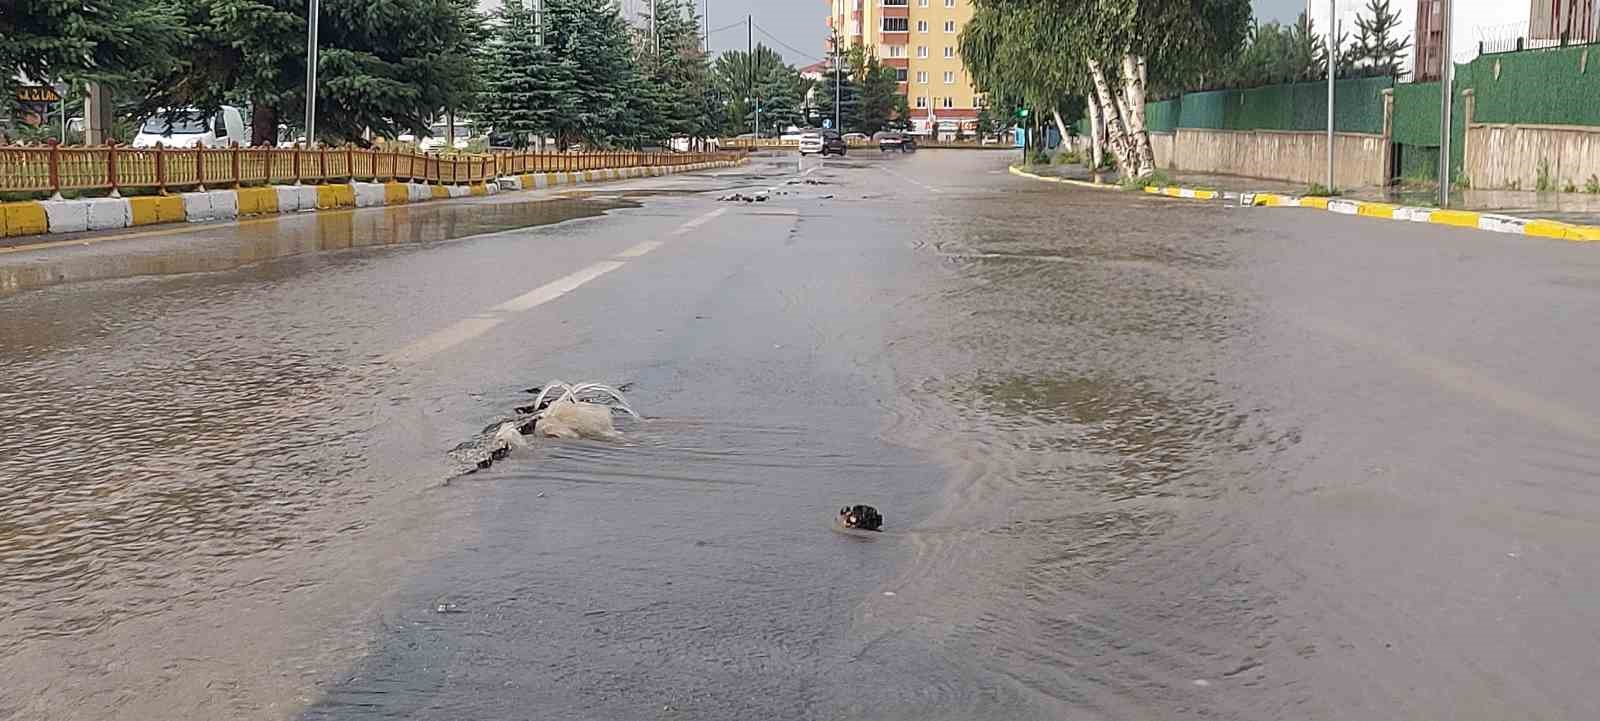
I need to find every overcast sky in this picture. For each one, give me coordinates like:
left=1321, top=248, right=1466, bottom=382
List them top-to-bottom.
left=704, top=0, right=1527, bottom=66
left=704, top=1, right=1308, bottom=63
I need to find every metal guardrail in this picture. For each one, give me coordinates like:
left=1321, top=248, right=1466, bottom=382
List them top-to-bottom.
left=0, top=144, right=736, bottom=197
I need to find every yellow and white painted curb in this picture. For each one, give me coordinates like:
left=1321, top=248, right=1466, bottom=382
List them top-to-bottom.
left=2, top=158, right=746, bottom=239
left=1010, top=164, right=1600, bottom=243
left=1143, top=185, right=1222, bottom=201
left=1242, top=193, right=1600, bottom=243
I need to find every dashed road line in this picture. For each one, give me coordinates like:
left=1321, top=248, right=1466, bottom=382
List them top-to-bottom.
left=386, top=204, right=732, bottom=364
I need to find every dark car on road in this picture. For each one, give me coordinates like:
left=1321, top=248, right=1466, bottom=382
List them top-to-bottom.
left=800, top=129, right=848, bottom=157
left=875, top=131, right=917, bottom=153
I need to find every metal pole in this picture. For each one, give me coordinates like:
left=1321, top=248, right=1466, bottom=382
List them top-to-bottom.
left=304, top=0, right=319, bottom=146
left=535, top=0, right=544, bottom=45
left=652, top=0, right=659, bottom=57
left=704, top=0, right=709, bottom=53
left=1326, top=0, right=1335, bottom=190
left=1438, top=0, right=1453, bottom=207
left=749, top=15, right=757, bottom=137
left=834, top=37, right=841, bottom=131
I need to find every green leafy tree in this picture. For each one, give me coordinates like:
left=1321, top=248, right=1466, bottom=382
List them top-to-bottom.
left=636, top=0, right=714, bottom=145
left=711, top=44, right=786, bottom=135
left=856, top=54, right=903, bottom=134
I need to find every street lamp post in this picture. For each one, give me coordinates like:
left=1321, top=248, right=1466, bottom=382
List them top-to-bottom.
left=304, top=0, right=320, bottom=146
left=1325, top=0, right=1335, bottom=191
left=1438, top=0, right=1453, bottom=207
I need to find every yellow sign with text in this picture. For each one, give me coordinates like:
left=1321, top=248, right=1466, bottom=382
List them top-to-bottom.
left=16, top=86, right=62, bottom=103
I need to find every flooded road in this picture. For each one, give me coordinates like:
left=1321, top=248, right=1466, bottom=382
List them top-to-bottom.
left=3, top=151, right=1600, bottom=720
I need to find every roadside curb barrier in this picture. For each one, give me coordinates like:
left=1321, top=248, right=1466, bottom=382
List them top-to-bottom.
left=0, top=157, right=746, bottom=240
left=1009, top=164, right=1600, bottom=244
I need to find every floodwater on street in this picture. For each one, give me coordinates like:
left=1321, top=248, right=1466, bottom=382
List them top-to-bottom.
left=2, top=150, right=1599, bottom=721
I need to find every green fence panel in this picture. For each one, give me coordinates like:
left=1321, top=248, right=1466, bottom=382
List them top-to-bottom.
left=1469, top=44, right=1600, bottom=126
left=1167, top=76, right=1391, bottom=133
left=1391, top=81, right=1440, bottom=146
left=1145, top=98, right=1181, bottom=133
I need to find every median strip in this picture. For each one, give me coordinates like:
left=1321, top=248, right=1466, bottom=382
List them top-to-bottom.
left=0, top=157, right=748, bottom=243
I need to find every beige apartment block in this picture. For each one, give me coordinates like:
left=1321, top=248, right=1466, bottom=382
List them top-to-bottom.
left=824, top=0, right=985, bottom=137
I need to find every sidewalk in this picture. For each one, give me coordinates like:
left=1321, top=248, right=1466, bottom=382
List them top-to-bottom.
left=1020, top=162, right=1600, bottom=226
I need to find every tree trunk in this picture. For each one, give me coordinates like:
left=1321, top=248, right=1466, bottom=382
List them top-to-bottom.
left=1120, top=53, right=1156, bottom=177
left=1087, top=58, right=1136, bottom=179
left=1085, top=92, right=1103, bottom=172
left=252, top=104, right=277, bottom=147
left=1051, top=109, right=1070, bottom=149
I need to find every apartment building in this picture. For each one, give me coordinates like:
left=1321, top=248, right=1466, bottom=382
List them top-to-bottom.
left=824, top=0, right=983, bottom=138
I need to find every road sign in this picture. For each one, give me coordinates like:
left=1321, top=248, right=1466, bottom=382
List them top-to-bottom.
left=16, top=86, right=62, bottom=103
left=1017, top=108, right=1030, bottom=118
left=823, top=118, right=832, bottom=129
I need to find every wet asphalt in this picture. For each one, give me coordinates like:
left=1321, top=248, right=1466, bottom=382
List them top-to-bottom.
left=2, top=149, right=1598, bottom=721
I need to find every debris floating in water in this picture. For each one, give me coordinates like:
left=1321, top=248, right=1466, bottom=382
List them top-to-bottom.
left=446, top=380, right=642, bottom=474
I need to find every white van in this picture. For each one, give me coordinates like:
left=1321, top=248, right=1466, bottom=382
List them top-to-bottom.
left=132, top=106, right=248, bottom=148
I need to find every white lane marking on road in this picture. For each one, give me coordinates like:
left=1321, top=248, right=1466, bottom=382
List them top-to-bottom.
left=881, top=166, right=943, bottom=194
left=389, top=205, right=732, bottom=363
left=670, top=207, right=729, bottom=236
left=615, top=240, right=664, bottom=258
left=493, top=260, right=626, bottom=312
left=385, top=316, right=505, bottom=364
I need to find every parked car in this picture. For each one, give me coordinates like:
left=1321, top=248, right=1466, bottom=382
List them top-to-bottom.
left=132, top=106, right=247, bottom=148
left=419, top=123, right=481, bottom=152
left=800, top=130, right=847, bottom=157
left=798, top=131, right=824, bottom=155
left=842, top=132, right=869, bottom=144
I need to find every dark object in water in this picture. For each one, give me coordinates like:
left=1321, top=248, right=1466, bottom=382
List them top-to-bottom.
left=838, top=505, right=883, bottom=531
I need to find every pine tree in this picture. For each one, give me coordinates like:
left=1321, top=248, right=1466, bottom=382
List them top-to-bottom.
left=1, top=0, right=188, bottom=107
left=478, top=0, right=575, bottom=148
left=544, top=0, right=643, bottom=148
left=1351, top=0, right=1411, bottom=76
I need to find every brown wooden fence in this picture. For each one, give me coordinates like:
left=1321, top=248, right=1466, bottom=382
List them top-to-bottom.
left=0, top=143, right=735, bottom=196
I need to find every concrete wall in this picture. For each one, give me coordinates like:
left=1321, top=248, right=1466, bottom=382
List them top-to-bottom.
left=1465, top=123, right=1600, bottom=191
left=1164, top=128, right=1388, bottom=187
left=1150, top=132, right=1175, bottom=170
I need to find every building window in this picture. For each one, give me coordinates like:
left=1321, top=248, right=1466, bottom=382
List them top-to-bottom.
left=882, top=0, right=908, bottom=5
left=918, top=0, right=928, bottom=5
left=945, top=0, right=955, bottom=6
left=882, top=17, right=908, bottom=32
left=850, top=20, right=860, bottom=35
left=916, top=20, right=928, bottom=32
left=944, top=20, right=956, bottom=33
left=888, top=44, right=904, bottom=57
left=916, top=46, right=928, bottom=58
left=943, top=46, right=954, bottom=58
left=896, top=68, right=908, bottom=81
left=916, top=71, right=927, bottom=83
left=943, top=71, right=954, bottom=84
left=916, top=96, right=928, bottom=108
left=942, top=96, right=954, bottom=108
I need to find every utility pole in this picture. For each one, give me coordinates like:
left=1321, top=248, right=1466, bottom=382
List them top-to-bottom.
left=304, top=0, right=320, bottom=146
left=534, top=0, right=543, bottom=45
left=652, top=0, right=659, bottom=57
left=704, top=0, right=709, bottom=53
left=1325, top=0, right=1335, bottom=190
left=1438, top=0, right=1453, bottom=207
left=749, top=14, right=758, bottom=137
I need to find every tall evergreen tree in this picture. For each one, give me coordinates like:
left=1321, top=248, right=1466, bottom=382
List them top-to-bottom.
left=478, top=0, right=575, bottom=148
left=544, top=0, right=642, bottom=147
